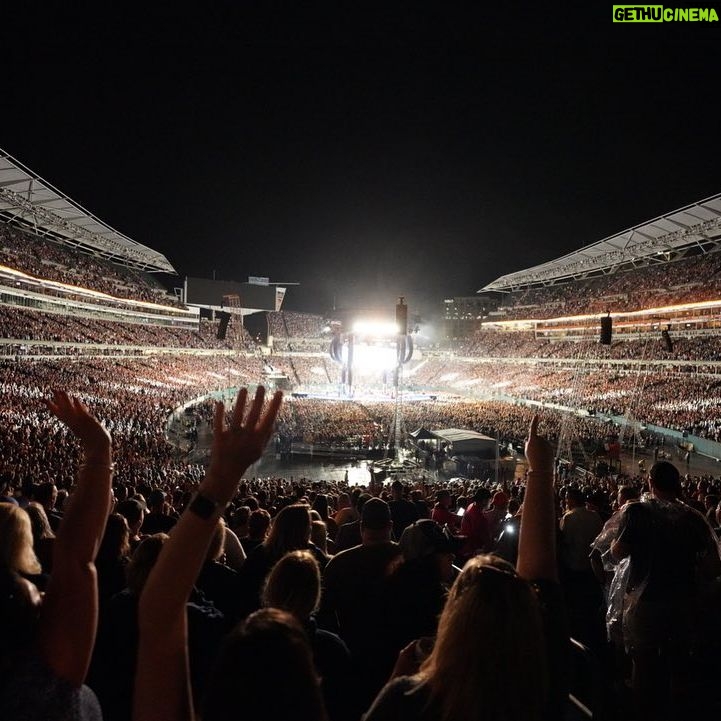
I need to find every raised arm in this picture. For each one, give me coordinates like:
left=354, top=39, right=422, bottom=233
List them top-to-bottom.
left=134, top=386, right=282, bottom=721
left=37, top=391, right=114, bottom=686
left=517, top=415, right=557, bottom=582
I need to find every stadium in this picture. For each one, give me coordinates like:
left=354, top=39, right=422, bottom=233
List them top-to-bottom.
left=3, top=143, right=721, bottom=717
left=4, top=145, right=721, bottom=485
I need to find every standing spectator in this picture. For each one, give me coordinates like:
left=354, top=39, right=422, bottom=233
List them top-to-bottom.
left=134, top=386, right=285, bottom=721
left=0, top=391, right=113, bottom=720
left=363, top=416, right=568, bottom=721
left=612, top=461, right=721, bottom=720
left=388, top=480, right=418, bottom=538
left=35, top=482, right=63, bottom=533
left=459, top=487, right=492, bottom=560
left=559, top=487, right=603, bottom=646
left=431, top=489, right=461, bottom=532
left=140, top=490, right=177, bottom=535
left=484, top=490, right=510, bottom=541
left=335, top=493, right=372, bottom=552
left=321, top=498, right=402, bottom=716
left=116, top=499, right=146, bottom=552
left=241, top=509, right=271, bottom=556
left=96, top=513, right=131, bottom=606
left=262, top=550, right=352, bottom=721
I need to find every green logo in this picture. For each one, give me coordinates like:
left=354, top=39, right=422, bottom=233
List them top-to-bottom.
left=613, top=5, right=719, bottom=21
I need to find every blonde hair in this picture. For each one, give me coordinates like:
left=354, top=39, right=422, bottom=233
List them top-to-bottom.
left=26, top=502, right=55, bottom=543
left=0, top=503, right=42, bottom=575
left=310, top=520, right=328, bottom=555
left=127, top=534, right=169, bottom=596
left=262, top=550, right=321, bottom=621
left=419, top=555, right=547, bottom=721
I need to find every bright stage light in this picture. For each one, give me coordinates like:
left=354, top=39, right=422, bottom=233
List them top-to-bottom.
left=352, top=320, right=400, bottom=336
left=352, top=343, right=398, bottom=373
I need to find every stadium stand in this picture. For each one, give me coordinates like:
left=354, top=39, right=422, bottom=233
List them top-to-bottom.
left=4, top=180, right=721, bottom=721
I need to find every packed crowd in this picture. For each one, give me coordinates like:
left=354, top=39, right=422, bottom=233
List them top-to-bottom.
left=0, top=224, right=182, bottom=306
left=496, top=252, right=721, bottom=321
left=0, top=306, right=253, bottom=352
left=267, top=311, right=332, bottom=339
left=458, top=330, right=721, bottom=362
left=0, top=356, right=268, bottom=492
left=2, top=385, right=720, bottom=721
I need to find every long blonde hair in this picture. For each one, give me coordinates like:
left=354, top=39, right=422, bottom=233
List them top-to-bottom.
left=0, top=503, right=42, bottom=575
left=262, top=550, right=321, bottom=620
left=419, top=554, right=547, bottom=721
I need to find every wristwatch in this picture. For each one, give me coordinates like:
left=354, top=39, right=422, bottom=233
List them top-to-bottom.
left=188, top=492, right=227, bottom=520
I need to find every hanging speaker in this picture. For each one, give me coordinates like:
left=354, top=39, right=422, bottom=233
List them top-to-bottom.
left=217, top=312, right=231, bottom=340
left=600, top=316, right=612, bottom=345
left=661, top=330, right=674, bottom=353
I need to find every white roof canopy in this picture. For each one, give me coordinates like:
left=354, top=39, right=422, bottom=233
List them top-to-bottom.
left=0, top=147, right=175, bottom=273
left=481, top=192, right=721, bottom=292
left=429, top=428, right=497, bottom=454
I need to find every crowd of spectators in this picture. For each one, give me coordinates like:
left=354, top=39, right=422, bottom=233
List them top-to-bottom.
left=4, top=220, right=721, bottom=718
left=0, top=223, right=182, bottom=306
left=495, top=252, right=721, bottom=320
left=0, top=306, right=253, bottom=352
left=267, top=311, right=332, bottom=339
left=458, top=330, right=721, bottom=362
left=0, top=355, right=268, bottom=493
left=3, top=386, right=721, bottom=719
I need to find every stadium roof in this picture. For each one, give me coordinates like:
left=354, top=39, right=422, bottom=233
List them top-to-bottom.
left=0, top=147, right=175, bottom=273
left=481, top=192, right=721, bottom=292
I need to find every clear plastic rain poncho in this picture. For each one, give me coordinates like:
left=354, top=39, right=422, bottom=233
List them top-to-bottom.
left=592, top=494, right=720, bottom=650
left=590, top=504, right=633, bottom=646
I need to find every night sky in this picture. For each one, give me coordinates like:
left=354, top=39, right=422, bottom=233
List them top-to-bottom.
left=2, top=6, right=720, bottom=318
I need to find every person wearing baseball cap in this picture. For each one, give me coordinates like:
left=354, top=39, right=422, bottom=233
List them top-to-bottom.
left=459, top=486, right=493, bottom=561
left=485, top=490, right=510, bottom=541
left=321, top=497, right=401, bottom=714
left=399, top=519, right=465, bottom=567
left=385, top=520, right=465, bottom=658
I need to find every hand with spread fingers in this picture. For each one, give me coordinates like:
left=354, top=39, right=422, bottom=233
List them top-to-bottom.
left=135, top=385, right=283, bottom=721
left=207, top=386, right=283, bottom=501
left=44, top=390, right=111, bottom=459
left=524, top=415, right=553, bottom=474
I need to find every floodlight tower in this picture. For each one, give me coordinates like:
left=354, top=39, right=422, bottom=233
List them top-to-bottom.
left=388, top=297, right=414, bottom=460
left=329, top=329, right=354, bottom=397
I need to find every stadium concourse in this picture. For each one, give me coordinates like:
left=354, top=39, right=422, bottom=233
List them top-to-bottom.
left=3, top=181, right=721, bottom=721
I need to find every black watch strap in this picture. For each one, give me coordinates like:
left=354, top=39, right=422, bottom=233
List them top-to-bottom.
left=188, top=492, right=226, bottom=520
